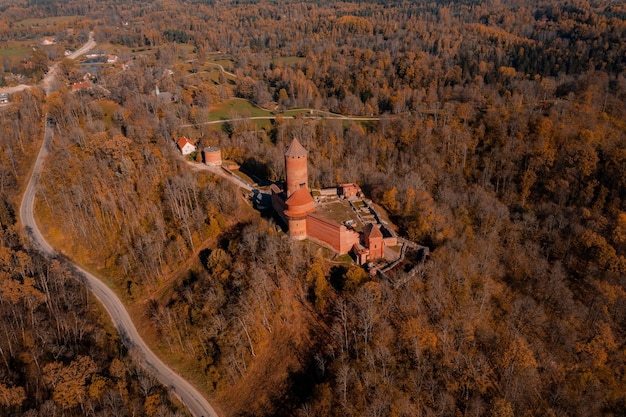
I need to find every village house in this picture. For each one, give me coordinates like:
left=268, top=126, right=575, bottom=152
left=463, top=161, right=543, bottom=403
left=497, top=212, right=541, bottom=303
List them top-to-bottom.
left=71, top=80, right=93, bottom=92
left=177, top=137, right=197, bottom=155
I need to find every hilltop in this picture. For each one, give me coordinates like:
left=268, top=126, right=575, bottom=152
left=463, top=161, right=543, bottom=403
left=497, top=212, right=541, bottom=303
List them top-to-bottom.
left=0, top=1, right=624, bottom=416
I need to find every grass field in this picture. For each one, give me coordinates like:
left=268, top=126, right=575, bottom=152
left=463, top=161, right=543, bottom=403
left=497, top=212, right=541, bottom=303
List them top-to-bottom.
left=18, top=15, right=76, bottom=27
left=0, top=41, right=34, bottom=58
left=95, top=42, right=130, bottom=55
left=212, top=58, right=234, bottom=71
left=183, top=69, right=220, bottom=84
left=205, top=98, right=378, bottom=133
left=208, top=98, right=273, bottom=120
left=95, top=99, right=120, bottom=126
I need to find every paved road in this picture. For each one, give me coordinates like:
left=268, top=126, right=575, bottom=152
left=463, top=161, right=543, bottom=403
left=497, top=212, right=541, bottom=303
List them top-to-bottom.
left=19, top=35, right=219, bottom=417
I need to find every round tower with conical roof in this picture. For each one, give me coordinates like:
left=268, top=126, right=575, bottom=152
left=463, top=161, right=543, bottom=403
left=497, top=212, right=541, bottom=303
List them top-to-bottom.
left=285, top=138, right=308, bottom=197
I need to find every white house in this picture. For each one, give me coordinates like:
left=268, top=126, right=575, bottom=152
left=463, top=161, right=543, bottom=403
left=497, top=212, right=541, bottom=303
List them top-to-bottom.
left=177, top=137, right=197, bottom=155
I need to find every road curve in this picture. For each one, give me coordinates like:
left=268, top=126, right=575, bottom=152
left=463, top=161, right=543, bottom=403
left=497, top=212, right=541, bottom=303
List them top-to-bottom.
left=19, top=36, right=219, bottom=417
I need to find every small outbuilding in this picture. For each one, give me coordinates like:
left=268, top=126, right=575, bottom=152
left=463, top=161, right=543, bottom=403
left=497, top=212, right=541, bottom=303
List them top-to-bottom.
left=177, top=137, right=197, bottom=155
left=203, top=147, right=222, bottom=166
left=340, top=183, right=361, bottom=198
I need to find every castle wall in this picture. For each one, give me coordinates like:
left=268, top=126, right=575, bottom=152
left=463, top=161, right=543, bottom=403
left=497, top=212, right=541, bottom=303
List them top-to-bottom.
left=271, top=185, right=288, bottom=224
left=320, top=188, right=338, bottom=196
left=306, top=213, right=359, bottom=254
left=288, top=216, right=308, bottom=240
left=383, top=236, right=397, bottom=247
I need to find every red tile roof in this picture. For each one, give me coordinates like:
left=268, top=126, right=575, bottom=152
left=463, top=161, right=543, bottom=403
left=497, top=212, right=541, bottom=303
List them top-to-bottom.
left=71, top=80, right=93, bottom=91
left=177, top=136, right=194, bottom=149
left=285, top=138, right=307, bottom=158
left=286, top=186, right=314, bottom=207
left=363, top=223, right=383, bottom=239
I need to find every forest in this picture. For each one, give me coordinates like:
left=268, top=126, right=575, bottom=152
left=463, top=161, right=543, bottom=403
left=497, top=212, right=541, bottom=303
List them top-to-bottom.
left=0, top=0, right=625, bottom=416
left=0, top=90, right=189, bottom=416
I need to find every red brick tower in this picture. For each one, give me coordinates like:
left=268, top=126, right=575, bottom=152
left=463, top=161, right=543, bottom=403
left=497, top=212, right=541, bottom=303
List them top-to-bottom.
left=285, top=138, right=308, bottom=197
left=285, top=187, right=316, bottom=240
left=363, top=223, right=384, bottom=260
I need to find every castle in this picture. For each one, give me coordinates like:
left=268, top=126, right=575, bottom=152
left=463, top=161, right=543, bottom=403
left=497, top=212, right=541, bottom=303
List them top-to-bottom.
left=271, top=138, right=390, bottom=264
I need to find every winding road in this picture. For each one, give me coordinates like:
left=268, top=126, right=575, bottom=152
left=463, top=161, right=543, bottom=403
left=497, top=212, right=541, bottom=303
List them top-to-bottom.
left=19, top=34, right=219, bottom=417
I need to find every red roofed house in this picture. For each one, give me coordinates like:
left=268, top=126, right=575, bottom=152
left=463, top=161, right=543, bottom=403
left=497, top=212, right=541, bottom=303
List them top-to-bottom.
left=71, top=80, right=93, bottom=92
left=177, top=137, right=197, bottom=155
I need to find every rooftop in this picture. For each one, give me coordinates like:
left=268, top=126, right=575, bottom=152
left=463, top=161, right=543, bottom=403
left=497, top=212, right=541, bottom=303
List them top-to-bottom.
left=177, top=136, right=194, bottom=148
left=284, top=138, right=307, bottom=158
left=286, top=186, right=315, bottom=207
left=363, top=223, right=383, bottom=239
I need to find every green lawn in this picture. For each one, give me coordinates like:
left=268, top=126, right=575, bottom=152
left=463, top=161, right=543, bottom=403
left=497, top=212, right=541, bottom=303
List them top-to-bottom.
left=18, top=16, right=77, bottom=27
left=0, top=41, right=34, bottom=58
left=95, top=42, right=132, bottom=55
left=212, top=58, right=234, bottom=71
left=202, top=70, right=222, bottom=84
left=209, top=98, right=273, bottom=120
left=95, top=100, right=120, bottom=126
left=230, top=168, right=255, bottom=185
left=316, top=200, right=360, bottom=225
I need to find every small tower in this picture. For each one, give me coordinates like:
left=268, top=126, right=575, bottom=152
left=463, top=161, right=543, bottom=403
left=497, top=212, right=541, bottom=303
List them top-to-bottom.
left=285, top=138, right=308, bottom=197
left=203, top=147, right=222, bottom=166
left=284, top=187, right=316, bottom=240
left=363, top=223, right=384, bottom=260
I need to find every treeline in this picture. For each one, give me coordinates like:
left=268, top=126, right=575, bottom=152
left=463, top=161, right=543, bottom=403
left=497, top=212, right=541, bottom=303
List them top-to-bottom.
left=7, top=0, right=626, bottom=416
left=89, top=0, right=626, bottom=114
left=2, top=1, right=624, bottom=114
left=73, top=37, right=626, bottom=416
left=145, top=71, right=626, bottom=416
left=40, top=83, right=244, bottom=294
left=0, top=90, right=188, bottom=417
left=0, top=229, right=189, bottom=417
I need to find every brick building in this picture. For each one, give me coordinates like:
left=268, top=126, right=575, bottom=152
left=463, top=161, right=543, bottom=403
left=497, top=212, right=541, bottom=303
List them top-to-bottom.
left=272, top=138, right=385, bottom=262
left=203, top=147, right=222, bottom=166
